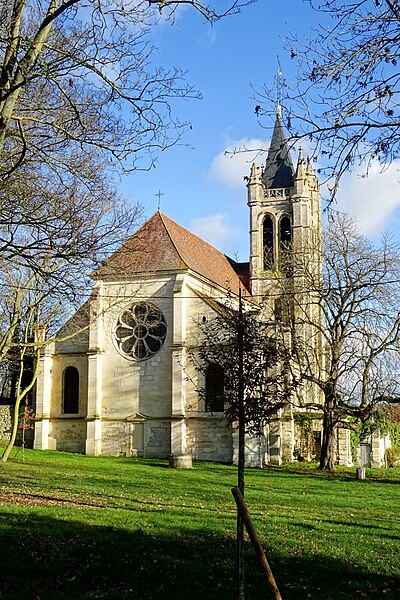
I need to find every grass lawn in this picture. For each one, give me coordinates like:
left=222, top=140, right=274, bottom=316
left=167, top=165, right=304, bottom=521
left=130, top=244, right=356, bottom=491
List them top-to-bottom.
left=0, top=447, right=399, bottom=599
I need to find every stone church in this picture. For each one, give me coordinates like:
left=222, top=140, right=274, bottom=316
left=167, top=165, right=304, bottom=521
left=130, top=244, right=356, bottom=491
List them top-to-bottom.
left=33, top=108, right=353, bottom=466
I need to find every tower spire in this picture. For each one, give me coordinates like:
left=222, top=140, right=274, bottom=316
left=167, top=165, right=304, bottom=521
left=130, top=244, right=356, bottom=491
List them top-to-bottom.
left=262, top=104, right=294, bottom=189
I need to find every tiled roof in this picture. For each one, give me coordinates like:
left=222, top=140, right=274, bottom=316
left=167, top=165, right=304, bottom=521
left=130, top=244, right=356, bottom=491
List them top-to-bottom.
left=94, top=212, right=251, bottom=297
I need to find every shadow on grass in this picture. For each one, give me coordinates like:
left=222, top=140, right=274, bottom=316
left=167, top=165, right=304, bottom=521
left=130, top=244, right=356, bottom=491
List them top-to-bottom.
left=142, top=461, right=170, bottom=469
left=262, top=465, right=400, bottom=485
left=0, top=511, right=399, bottom=600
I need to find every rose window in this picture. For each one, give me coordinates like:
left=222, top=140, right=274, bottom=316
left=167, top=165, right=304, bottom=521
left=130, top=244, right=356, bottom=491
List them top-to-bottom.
left=113, top=302, right=167, bottom=361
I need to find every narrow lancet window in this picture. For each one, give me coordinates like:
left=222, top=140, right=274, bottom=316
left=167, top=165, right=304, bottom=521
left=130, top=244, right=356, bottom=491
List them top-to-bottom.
left=279, top=215, right=292, bottom=276
left=263, top=216, right=274, bottom=270
left=205, top=364, right=224, bottom=412
left=63, top=366, right=79, bottom=414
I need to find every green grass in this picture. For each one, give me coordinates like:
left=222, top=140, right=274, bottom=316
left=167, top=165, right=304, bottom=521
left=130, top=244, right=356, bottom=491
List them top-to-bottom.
left=0, top=447, right=399, bottom=599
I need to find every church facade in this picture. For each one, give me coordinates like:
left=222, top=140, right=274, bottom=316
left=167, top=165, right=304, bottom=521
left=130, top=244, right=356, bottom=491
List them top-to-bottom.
left=33, top=110, right=353, bottom=466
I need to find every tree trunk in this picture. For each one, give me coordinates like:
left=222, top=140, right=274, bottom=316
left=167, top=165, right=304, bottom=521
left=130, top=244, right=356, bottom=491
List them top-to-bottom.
left=236, top=289, right=245, bottom=600
left=1, top=350, right=39, bottom=463
left=1, top=397, right=22, bottom=463
left=319, top=406, right=336, bottom=470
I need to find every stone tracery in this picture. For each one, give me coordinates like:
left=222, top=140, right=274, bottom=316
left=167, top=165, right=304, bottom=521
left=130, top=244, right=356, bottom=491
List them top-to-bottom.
left=114, top=302, right=167, bottom=361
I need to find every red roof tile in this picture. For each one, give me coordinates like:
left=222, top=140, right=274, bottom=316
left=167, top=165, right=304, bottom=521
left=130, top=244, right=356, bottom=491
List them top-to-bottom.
left=94, top=212, right=251, bottom=297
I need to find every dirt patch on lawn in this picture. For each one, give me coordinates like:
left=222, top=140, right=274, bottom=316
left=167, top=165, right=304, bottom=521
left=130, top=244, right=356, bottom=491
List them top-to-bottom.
left=0, top=489, right=100, bottom=508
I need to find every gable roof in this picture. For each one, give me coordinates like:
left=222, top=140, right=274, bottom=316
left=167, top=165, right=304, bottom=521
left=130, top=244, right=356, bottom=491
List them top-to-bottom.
left=262, top=104, right=294, bottom=189
left=94, top=211, right=251, bottom=297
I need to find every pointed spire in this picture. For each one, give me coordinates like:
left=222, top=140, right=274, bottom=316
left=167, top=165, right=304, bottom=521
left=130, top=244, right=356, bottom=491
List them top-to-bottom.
left=262, top=104, right=294, bottom=189
left=298, top=145, right=303, bottom=162
left=295, top=146, right=307, bottom=180
left=306, top=157, right=315, bottom=176
left=249, top=162, right=261, bottom=183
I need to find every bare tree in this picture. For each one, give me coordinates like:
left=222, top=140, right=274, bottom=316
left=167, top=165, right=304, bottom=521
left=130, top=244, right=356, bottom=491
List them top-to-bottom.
left=0, top=0, right=253, bottom=180
left=0, top=0, right=254, bottom=457
left=0, top=0, right=253, bottom=339
left=148, top=0, right=254, bottom=20
left=256, top=0, right=400, bottom=200
left=0, top=163, right=142, bottom=349
left=0, top=166, right=143, bottom=461
left=276, top=213, right=400, bottom=470
left=0, top=291, right=41, bottom=463
left=190, top=293, right=296, bottom=599
left=192, top=300, right=294, bottom=439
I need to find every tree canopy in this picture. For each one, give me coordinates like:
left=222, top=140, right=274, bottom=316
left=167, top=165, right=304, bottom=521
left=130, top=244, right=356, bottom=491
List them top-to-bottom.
left=192, top=302, right=295, bottom=437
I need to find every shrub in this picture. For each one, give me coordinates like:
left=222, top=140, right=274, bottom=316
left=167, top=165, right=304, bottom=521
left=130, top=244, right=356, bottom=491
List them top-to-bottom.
left=386, top=447, right=400, bottom=467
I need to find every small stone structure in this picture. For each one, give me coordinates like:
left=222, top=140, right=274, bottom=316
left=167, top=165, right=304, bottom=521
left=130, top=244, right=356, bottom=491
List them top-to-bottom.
left=357, top=430, right=391, bottom=468
left=169, top=454, right=193, bottom=469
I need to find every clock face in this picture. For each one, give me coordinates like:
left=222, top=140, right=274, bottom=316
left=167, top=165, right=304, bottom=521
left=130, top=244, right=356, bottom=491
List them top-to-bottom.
left=113, top=302, right=167, bottom=361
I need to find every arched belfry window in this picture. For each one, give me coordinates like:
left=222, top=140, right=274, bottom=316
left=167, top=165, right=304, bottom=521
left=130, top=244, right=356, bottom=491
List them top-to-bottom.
left=279, top=215, right=292, bottom=275
left=263, top=216, right=274, bottom=270
left=205, top=364, right=224, bottom=412
left=63, top=366, right=79, bottom=414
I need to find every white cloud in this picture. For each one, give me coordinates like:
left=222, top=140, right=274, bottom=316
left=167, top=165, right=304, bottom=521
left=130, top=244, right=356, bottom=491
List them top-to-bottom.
left=203, top=27, right=217, bottom=48
left=209, top=137, right=267, bottom=187
left=335, top=159, right=400, bottom=236
left=190, top=213, right=242, bottom=250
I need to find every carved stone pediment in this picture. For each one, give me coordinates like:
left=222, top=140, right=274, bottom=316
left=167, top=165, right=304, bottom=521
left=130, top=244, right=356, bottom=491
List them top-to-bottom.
left=126, top=413, right=147, bottom=423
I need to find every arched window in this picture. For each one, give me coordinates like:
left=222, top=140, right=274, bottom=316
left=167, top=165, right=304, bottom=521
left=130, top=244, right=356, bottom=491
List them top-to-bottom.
left=279, top=215, right=292, bottom=275
left=263, top=216, right=274, bottom=270
left=205, top=364, right=224, bottom=412
left=63, top=366, right=79, bottom=414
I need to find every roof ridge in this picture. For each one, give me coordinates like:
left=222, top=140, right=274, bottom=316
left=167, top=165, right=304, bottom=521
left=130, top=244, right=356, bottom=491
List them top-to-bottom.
left=93, top=211, right=251, bottom=298
left=157, top=211, right=188, bottom=268
left=159, top=211, right=233, bottom=261
left=159, top=213, right=251, bottom=297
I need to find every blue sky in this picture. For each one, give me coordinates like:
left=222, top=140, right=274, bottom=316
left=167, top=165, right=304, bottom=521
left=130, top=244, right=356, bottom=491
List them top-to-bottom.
left=122, top=0, right=400, bottom=261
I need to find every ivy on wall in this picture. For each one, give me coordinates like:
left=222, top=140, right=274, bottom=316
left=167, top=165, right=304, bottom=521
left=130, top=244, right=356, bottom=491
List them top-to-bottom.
left=349, top=408, right=400, bottom=465
left=293, top=412, right=315, bottom=459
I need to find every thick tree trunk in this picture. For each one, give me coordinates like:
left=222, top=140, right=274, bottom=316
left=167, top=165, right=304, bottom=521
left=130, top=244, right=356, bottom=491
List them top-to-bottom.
left=319, top=407, right=336, bottom=470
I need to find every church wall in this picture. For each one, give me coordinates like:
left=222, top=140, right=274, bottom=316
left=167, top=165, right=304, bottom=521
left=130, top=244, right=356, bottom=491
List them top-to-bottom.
left=91, top=277, right=175, bottom=457
left=101, top=277, right=173, bottom=415
left=181, top=279, right=244, bottom=463
left=54, top=307, right=90, bottom=355
left=54, top=332, right=89, bottom=355
left=38, top=353, right=89, bottom=452
left=49, top=354, right=88, bottom=419
left=0, top=406, right=12, bottom=441
left=187, top=416, right=232, bottom=462
left=48, top=420, right=86, bottom=453
left=144, top=420, right=171, bottom=458
left=95, top=421, right=126, bottom=456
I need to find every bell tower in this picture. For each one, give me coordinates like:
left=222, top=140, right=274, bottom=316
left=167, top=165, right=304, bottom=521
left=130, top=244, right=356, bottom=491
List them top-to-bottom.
left=246, top=105, right=323, bottom=464
left=247, top=105, right=322, bottom=318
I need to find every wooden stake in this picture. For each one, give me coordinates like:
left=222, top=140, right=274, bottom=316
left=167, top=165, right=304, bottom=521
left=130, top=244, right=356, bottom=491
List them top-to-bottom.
left=231, top=486, right=283, bottom=600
